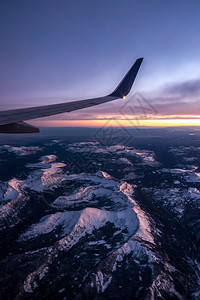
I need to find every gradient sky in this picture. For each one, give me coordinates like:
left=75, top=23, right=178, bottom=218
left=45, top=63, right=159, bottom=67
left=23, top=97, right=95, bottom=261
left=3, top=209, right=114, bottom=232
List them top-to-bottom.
left=1, top=0, right=200, bottom=127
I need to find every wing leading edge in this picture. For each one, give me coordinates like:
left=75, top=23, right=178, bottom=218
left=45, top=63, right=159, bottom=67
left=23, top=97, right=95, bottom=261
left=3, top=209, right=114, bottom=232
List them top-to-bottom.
left=0, top=58, right=143, bottom=133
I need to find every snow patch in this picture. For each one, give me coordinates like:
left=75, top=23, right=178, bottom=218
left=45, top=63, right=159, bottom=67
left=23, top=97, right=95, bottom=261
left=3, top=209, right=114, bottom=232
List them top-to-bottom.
left=0, top=145, right=42, bottom=156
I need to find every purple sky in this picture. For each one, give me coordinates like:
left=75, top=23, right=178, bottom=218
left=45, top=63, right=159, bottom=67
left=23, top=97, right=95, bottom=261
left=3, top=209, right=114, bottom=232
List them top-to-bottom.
left=1, top=0, right=200, bottom=124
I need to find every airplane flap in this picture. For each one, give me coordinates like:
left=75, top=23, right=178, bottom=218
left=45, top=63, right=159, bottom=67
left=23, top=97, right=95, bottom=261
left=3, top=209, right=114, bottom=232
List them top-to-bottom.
left=0, top=121, right=40, bottom=133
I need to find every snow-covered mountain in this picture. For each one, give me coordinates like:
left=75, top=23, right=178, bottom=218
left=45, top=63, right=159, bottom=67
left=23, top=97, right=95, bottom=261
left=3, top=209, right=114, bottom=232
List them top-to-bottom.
left=0, top=141, right=199, bottom=299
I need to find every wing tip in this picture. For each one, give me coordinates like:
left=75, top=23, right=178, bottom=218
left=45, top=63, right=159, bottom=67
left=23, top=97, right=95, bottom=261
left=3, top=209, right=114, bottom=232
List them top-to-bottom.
left=109, top=57, right=144, bottom=98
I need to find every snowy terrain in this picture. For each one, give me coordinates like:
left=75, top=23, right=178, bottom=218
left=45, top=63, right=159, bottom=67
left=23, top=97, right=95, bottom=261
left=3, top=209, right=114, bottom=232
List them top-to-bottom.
left=0, top=141, right=199, bottom=299
left=0, top=145, right=42, bottom=156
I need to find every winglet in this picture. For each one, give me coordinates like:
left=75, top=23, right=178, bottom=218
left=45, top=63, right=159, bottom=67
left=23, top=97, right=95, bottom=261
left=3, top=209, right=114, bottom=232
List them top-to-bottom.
left=109, top=58, right=143, bottom=98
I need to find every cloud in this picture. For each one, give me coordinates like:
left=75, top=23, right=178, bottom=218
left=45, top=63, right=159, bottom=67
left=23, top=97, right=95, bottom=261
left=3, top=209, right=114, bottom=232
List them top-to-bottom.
left=139, top=78, right=200, bottom=116
left=164, top=78, right=200, bottom=97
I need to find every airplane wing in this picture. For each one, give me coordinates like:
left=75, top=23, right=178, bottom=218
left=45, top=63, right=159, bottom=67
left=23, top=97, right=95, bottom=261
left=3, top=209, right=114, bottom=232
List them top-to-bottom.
left=0, top=58, right=143, bottom=133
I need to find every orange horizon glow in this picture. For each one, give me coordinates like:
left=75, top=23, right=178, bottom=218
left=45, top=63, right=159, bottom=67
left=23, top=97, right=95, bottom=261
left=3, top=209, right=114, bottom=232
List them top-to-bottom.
left=30, top=118, right=200, bottom=128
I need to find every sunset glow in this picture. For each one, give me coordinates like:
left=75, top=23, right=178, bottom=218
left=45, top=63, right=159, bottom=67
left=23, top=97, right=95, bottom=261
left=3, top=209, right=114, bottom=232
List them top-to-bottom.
left=31, top=118, right=200, bottom=128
